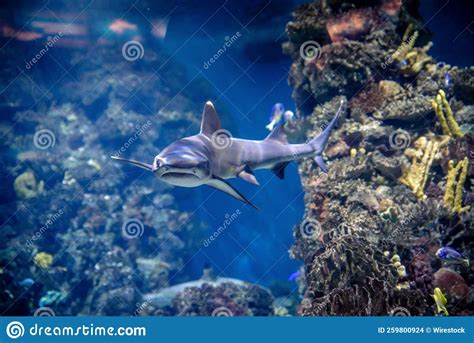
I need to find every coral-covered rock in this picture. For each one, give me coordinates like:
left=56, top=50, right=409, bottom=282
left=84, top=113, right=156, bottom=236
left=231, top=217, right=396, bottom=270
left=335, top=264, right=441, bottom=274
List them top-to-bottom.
left=434, top=268, right=470, bottom=300
left=170, top=282, right=274, bottom=316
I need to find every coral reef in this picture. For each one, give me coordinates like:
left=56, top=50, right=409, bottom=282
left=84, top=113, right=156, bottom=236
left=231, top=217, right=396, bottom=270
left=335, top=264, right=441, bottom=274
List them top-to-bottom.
left=285, top=0, right=473, bottom=316
left=0, top=39, right=212, bottom=315
left=432, top=90, right=463, bottom=138
left=443, top=158, right=470, bottom=214
left=153, top=282, right=274, bottom=316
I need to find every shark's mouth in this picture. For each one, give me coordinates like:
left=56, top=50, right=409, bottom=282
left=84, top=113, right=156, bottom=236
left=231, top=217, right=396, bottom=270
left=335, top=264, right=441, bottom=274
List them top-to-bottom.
left=161, top=172, right=199, bottom=179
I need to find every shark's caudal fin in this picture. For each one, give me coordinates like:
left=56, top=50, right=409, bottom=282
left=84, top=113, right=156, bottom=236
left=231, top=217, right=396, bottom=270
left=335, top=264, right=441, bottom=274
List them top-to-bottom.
left=309, top=99, right=344, bottom=172
left=309, top=100, right=344, bottom=152
left=200, top=101, right=222, bottom=136
left=110, top=156, right=153, bottom=171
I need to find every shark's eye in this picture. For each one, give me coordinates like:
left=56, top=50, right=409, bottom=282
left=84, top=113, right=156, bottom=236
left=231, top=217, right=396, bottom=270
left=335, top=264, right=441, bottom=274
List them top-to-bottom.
left=192, top=168, right=197, bottom=174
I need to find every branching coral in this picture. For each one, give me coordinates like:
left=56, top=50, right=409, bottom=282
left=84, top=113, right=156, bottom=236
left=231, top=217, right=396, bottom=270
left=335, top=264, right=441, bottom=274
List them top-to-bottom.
left=390, top=28, right=433, bottom=76
left=391, top=29, right=418, bottom=62
left=432, top=89, right=462, bottom=138
left=399, top=136, right=447, bottom=200
left=443, top=157, right=470, bottom=213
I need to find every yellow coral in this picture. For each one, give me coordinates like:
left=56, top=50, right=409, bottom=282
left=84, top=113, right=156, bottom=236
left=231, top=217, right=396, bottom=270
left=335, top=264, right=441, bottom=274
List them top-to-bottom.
left=392, top=30, right=418, bottom=62
left=432, top=89, right=462, bottom=138
left=399, top=137, right=447, bottom=200
left=443, top=157, right=470, bottom=214
left=14, top=171, right=44, bottom=199
left=34, top=252, right=53, bottom=269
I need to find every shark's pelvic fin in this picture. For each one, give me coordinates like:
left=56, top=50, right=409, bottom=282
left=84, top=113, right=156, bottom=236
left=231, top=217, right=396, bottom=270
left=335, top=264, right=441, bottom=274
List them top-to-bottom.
left=200, top=101, right=222, bottom=136
left=265, top=124, right=288, bottom=144
left=314, top=155, right=328, bottom=173
left=110, top=156, right=153, bottom=171
left=271, top=161, right=290, bottom=179
left=238, top=169, right=260, bottom=186
left=206, top=176, right=258, bottom=209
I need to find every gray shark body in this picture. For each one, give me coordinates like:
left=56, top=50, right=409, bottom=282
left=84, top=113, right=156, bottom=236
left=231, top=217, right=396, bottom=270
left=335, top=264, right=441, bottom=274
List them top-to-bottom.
left=112, top=100, right=343, bottom=208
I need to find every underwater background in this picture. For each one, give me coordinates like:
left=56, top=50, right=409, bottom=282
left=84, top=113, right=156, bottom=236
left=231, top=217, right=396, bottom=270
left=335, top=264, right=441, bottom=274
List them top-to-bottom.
left=0, top=0, right=472, bottom=316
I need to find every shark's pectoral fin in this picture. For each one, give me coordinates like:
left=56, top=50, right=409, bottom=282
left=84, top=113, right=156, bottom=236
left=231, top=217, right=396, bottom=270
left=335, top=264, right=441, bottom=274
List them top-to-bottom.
left=314, top=155, right=328, bottom=173
left=111, top=156, right=153, bottom=171
left=271, top=161, right=290, bottom=179
left=238, top=167, right=260, bottom=186
left=206, top=176, right=258, bottom=209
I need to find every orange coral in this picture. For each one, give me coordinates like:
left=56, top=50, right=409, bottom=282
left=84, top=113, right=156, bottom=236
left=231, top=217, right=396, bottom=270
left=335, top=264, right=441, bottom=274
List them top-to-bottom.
left=381, top=0, right=402, bottom=16
left=326, top=9, right=381, bottom=43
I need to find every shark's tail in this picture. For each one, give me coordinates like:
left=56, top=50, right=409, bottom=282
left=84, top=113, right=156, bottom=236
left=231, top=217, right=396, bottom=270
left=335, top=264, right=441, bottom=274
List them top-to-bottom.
left=309, top=99, right=344, bottom=173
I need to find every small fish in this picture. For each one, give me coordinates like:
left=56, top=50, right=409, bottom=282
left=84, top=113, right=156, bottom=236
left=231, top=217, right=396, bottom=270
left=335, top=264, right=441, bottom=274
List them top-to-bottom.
left=398, top=59, right=408, bottom=67
left=444, top=71, right=451, bottom=88
left=266, top=103, right=285, bottom=131
left=283, top=110, right=295, bottom=123
left=436, top=247, right=469, bottom=266
left=288, top=270, right=301, bottom=282
left=18, top=278, right=35, bottom=287
left=431, top=287, right=448, bottom=316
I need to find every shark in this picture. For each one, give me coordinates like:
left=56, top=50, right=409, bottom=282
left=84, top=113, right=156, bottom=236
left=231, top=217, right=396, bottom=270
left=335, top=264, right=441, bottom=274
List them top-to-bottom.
left=111, top=100, right=343, bottom=209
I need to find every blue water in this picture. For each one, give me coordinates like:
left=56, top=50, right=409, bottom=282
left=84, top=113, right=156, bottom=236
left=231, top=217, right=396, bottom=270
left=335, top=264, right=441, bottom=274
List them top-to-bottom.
left=159, top=2, right=305, bottom=284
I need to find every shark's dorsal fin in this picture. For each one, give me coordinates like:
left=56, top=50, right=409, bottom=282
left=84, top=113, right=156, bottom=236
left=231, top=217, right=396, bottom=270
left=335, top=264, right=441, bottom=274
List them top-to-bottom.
left=200, top=101, right=221, bottom=136
left=265, top=125, right=288, bottom=144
